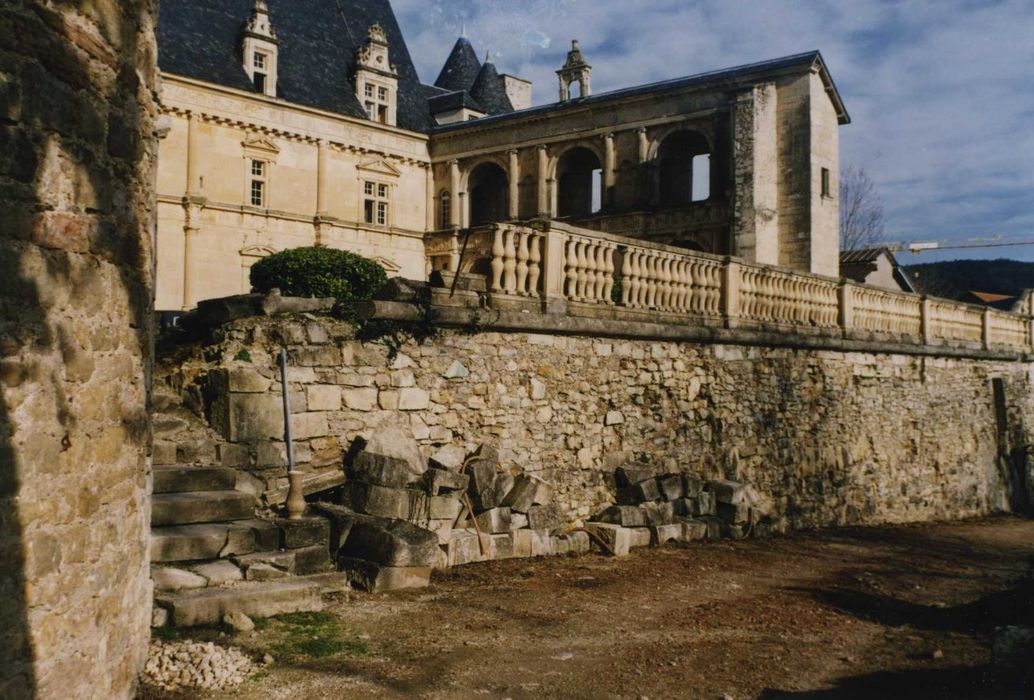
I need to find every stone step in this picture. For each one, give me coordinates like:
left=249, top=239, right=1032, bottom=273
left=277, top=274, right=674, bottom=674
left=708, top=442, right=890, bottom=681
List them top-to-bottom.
left=153, top=465, right=237, bottom=494
left=151, top=491, right=257, bottom=527
left=150, top=519, right=279, bottom=563
left=156, top=579, right=323, bottom=627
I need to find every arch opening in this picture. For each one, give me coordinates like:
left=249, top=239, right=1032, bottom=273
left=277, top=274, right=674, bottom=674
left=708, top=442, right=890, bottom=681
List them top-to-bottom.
left=657, top=130, right=711, bottom=207
left=556, top=147, right=603, bottom=218
left=467, top=162, right=508, bottom=226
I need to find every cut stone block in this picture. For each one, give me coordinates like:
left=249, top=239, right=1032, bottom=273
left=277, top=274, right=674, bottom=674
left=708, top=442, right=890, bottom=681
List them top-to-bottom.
left=357, top=424, right=426, bottom=480
left=153, top=442, right=178, bottom=466
left=429, top=445, right=467, bottom=471
left=350, top=452, right=424, bottom=489
left=464, top=458, right=497, bottom=498
left=615, top=464, right=654, bottom=487
left=153, top=465, right=237, bottom=494
left=424, top=468, right=470, bottom=496
left=492, top=474, right=515, bottom=506
left=657, top=474, right=684, bottom=501
left=682, top=475, right=704, bottom=497
left=501, top=476, right=537, bottom=513
left=617, top=478, right=661, bottom=505
left=707, top=479, right=756, bottom=506
left=342, top=481, right=414, bottom=520
left=532, top=481, right=553, bottom=506
left=469, top=486, right=499, bottom=514
left=151, top=491, right=256, bottom=527
left=694, top=492, right=717, bottom=517
left=428, top=495, right=462, bottom=520
left=672, top=498, right=694, bottom=517
left=641, top=501, right=676, bottom=526
left=718, top=502, right=752, bottom=524
left=312, top=503, right=379, bottom=552
left=527, top=504, right=565, bottom=532
left=595, top=505, right=648, bottom=528
left=475, top=507, right=512, bottom=534
left=510, top=513, right=529, bottom=530
left=276, top=516, right=330, bottom=550
left=696, top=516, right=723, bottom=540
left=340, top=517, right=441, bottom=567
left=425, top=518, right=454, bottom=545
left=680, top=518, right=708, bottom=542
left=584, top=522, right=631, bottom=556
left=651, top=523, right=683, bottom=545
left=627, top=527, right=652, bottom=549
left=447, top=529, right=483, bottom=567
left=567, top=531, right=591, bottom=554
left=488, top=533, right=515, bottom=559
left=552, top=535, right=570, bottom=555
left=292, top=544, right=334, bottom=575
left=235, top=550, right=295, bottom=574
left=339, top=558, right=431, bottom=593
left=191, top=560, right=243, bottom=586
left=244, top=562, right=289, bottom=581
left=152, top=567, right=208, bottom=592
left=156, top=580, right=322, bottom=627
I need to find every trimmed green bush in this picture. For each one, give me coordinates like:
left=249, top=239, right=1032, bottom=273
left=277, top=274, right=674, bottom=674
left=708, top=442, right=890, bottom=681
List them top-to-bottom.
left=249, top=247, right=388, bottom=301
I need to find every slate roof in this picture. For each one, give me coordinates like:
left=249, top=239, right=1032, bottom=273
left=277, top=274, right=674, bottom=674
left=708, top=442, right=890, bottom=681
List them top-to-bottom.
left=157, top=0, right=435, bottom=131
left=434, top=37, right=482, bottom=93
left=436, top=50, right=850, bottom=133
left=469, top=60, right=514, bottom=115
left=427, top=90, right=485, bottom=115
left=839, top=247, right=891, bottom=265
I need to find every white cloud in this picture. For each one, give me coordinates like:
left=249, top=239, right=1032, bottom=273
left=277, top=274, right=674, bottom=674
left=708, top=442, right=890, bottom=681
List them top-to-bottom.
left=395, top=0, right=1034, bottom=259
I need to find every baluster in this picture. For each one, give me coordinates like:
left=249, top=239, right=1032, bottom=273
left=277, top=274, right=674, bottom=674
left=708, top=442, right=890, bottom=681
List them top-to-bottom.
left=490, top=226, right=505, bottom=292
left=502, top=227, right=517, bottom=293
left=515, top=229, right=530, bottom=295
left=527, top=233, right=542, bottom=297
left=564, top=238, right=578, bottom=299
left=574, top=240, right=588, bottom=301
left=581, top=241, right=596, bottom=302
left=595, top=243, right=608, bottom=302
left=602, top=245, right=615, bottom=305
left=620, top=248, right=632, bottom=306
left=628, top=250, right=642, bottom=308
left=644, top=254, right=658, bottom=309
left=657, top=255, right=671, bottom=311
left=675, top=259, right=689, bottom=312
left=687, top=261, right=700, bottom=314
left=707, top=263, right=720, bottom=315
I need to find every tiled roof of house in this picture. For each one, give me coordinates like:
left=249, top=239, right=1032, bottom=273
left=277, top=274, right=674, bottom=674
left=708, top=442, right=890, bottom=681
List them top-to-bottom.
left=157, top=0, right=436, bottom=131
left=433, top=37, right=482, bottom=94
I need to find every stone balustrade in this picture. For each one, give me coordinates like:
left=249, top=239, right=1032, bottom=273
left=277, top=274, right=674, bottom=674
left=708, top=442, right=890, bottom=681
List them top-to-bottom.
left=425, top=222, right=1034, bottom=354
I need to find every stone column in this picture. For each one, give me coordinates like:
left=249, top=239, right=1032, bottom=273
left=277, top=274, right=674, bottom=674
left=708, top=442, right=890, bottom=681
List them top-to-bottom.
left=186, top=111, right=202, bottom=196
left=636, top=128, right=650, bottom=207
left=603, top=133, right=616, bottom=209
left=315, top=139, right=330, bottom=217
left=536, top=145, right=549, bottom=217
left=508, top=149, right=520, bottom=220
left=449, top=160, right=461, bottom=228
left=425, top=165, right=436, bottom=231
left=182, top=203, right=202, bottom=311
left=722, top=258, right=742, bottom=327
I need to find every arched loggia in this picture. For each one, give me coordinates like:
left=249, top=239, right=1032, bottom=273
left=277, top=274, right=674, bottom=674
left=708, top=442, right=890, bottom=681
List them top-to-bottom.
left=656, top=130, right=711, bottom=206
left=555, top=146, right=603, bottom=218
left=467, top=162, right=508, bottom=226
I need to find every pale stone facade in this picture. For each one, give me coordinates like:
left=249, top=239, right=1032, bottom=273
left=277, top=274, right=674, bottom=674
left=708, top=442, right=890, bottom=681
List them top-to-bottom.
left=0, top=0, right=157, bottom=697
left=155, top=0, right=849, bottom=311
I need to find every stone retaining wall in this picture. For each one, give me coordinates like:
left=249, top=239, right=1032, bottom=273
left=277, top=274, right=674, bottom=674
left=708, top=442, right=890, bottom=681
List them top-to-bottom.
left=161, top=311, right=1034, bottom=532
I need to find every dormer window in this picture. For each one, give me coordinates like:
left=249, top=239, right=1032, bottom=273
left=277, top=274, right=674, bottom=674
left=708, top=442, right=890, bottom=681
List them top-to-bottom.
left=243, top=1, right=278, bottom=97
left=355, top=24, right=399, bottom=126
left=362, top=82, right=391, bottom=124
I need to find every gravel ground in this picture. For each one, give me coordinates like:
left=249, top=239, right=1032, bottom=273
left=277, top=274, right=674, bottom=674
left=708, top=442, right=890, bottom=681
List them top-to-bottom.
left=140, top=515, right=1034, bottom=699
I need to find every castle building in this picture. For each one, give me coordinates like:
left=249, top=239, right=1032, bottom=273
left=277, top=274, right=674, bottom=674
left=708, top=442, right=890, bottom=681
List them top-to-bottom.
left=155, top=0, right=848, bottom=312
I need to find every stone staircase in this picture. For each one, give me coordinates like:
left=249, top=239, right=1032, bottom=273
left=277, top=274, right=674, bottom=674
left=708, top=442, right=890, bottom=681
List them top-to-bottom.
left=150, top=383, right=345, bottom=628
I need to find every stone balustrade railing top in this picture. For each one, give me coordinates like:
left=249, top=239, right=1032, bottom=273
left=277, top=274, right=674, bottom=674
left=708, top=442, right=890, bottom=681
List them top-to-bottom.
left=426, top=222, right=1034, bottom=354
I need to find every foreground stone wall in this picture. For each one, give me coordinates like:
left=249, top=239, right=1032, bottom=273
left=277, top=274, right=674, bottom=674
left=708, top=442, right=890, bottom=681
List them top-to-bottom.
left=0, top=1, right=157, bottom=697
left=163, top=313, right=1034, bottom=531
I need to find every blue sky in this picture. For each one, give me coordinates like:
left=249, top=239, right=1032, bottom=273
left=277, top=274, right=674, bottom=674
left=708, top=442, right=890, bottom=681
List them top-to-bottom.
left=393, top=0, right=1034, bottom=265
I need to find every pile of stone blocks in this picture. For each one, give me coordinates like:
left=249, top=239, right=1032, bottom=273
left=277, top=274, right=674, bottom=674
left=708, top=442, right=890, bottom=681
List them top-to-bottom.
left=323, top=426, right=588, bottom=591
left=585, top=465, right=763, bottom=556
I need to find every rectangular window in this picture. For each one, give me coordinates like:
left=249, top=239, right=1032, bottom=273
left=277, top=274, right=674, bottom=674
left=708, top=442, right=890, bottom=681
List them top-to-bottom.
left=253, top=52, right=266, bottom=69
left=253, top=72, right=266, bottom=93
left=363, top=82, right=391, bottom=124
left=364, top=84, right=374, bottom=98
left=377, top=86, right=388, bottom=101
left=365, top=101, right=376, bottom=119
left=377, top=105, right=388, bottom=124
left=249, top=159, right=267, bottom=207
left=821, top=167, right=831, bottom=198
left=363, top=180, right=389, bottom=226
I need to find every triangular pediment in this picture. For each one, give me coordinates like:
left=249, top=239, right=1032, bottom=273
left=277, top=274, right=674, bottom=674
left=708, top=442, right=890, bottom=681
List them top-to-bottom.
left=242, top=135, right=280, bottom=155
left=357, top=158, right=401, bottom=177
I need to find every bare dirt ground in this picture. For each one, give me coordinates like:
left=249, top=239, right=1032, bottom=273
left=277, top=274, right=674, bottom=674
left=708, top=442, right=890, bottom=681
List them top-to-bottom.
left=156, top=516, right=1034, bottom=699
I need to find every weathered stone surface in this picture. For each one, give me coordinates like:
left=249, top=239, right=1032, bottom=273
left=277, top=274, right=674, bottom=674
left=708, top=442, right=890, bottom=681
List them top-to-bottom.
left=307, top=385, right=341, bottom=411
left=343, top=387, right=378, bottom=410
left=398, top=387, right=430, bottom=410
left=355, top=424, right=426, bottom=481
left=429, top=445, right=467, bottom=471
left=351, top=453, right=424, bottom=489
left=465, top=458, right=497, bottom=498
left=616, top=464, right=655, bottom=487
left=425, top=468, right=470, bottom=495
left=492, top=474, right=516, bottom=506
left=657, top=474, right=684, bottom=501
left=501, top=475, right=537, bottom=513
left=682, top=475, right=704, bottom=497
left=617, top=478, right=661, bottom=505
left=708, top=480, right=758, bottom=506
left=532, top=481, right=553, bottom=506
left=342, top=482, right=415, bottom=520
left=151, top=491, right=256, bottom=527
left=694, top=492, right=717, bottom=517
left=428, top=495, right=463, bottom=520
left=641, top=501, right=676, bottom=526
left=718, top=502, right=753, bottom=524
left=312, top=503, right=379, bottom=552
left=527, top=504, right=566, bottom=532
left=596, top=505, right=649, bottom=528
left=475, top=507, right=512, bottom=534
left=510, top=513, right=529, bottom=530
left=696, top=516, right=723, bottom=540
left=276, top=517, right=331, bottom=550
left=339, top=518, right=441, bottom=567
left=425, top=518, right=455, bottom=545
left=680, top=518, right=708, bottom=542
left=585, top=523, right=631, bottom=556
left=651, top=523, right=683, bottom=545
left=627, top=527, right=653, bottom=549
left=447, top=529, right=483, bottom=566
left=513, top=529, right=553, bottom=557
left=567, top=531, right=591, bottom=554
left=488, top=533, right=515, bottom=559
left=292, top=544, right=334, bottom=575
left=235, top=550, right=296, bottom=575
left=339, top=558, right=431, bottom=593
left=191, top=560, right=243, bottom=586
left=153, top=567, right=208, bottom=592
left=157, top=580, right=323, bottom=627
left=224, top=611, right=255, bottom=633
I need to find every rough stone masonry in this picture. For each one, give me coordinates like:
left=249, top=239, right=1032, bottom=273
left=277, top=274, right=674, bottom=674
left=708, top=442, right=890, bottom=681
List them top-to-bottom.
left=0, top=1, right=158, bottom=698
left=162, top=312, right=1034, bottom=532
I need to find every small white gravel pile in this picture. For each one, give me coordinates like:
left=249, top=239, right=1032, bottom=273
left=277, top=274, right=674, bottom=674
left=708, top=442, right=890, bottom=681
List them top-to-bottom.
left=142, top=640, right=258, bottom=692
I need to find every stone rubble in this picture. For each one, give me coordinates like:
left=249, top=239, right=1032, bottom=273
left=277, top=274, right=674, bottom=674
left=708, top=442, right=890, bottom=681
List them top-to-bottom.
left=141, top=640, right=260, bottom=693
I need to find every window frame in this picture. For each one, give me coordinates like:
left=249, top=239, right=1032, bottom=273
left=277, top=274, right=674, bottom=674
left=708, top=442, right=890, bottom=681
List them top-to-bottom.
left=362, top=80, right=391, bottom=124
left=247, top=158, right=270, bottom=209
left=362, top=179, right=391, bottom=227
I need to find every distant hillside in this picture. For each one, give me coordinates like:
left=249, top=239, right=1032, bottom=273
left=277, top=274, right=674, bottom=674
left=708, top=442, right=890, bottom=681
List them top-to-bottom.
left=904, top=259, right=1034, bottom=301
